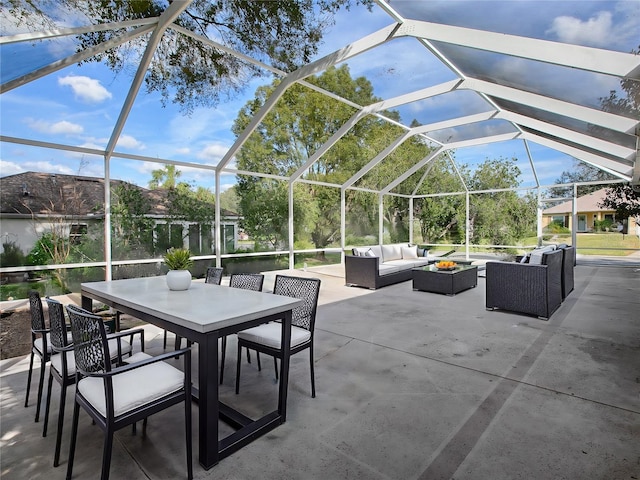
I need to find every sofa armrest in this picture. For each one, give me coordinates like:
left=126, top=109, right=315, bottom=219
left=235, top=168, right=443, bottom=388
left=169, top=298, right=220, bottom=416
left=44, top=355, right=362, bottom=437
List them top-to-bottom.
left=345, top=255, right=379, bottom=289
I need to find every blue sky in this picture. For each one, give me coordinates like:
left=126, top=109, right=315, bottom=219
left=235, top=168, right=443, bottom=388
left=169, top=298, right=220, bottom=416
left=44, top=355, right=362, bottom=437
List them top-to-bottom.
left=1, top=1, right=637, bottom=192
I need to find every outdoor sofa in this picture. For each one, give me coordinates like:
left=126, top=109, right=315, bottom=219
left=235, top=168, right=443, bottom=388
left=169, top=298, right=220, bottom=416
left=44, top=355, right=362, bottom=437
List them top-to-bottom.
left=345, top=243, right=433, bottom=289
left=485, top=247, right=566, bottom=319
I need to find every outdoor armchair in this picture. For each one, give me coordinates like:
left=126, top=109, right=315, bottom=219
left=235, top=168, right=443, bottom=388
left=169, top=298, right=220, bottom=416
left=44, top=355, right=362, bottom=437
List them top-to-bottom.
left=486, top=248, right=563, bottom=320
left=219, top=273, right=265, bottom=384
left=235, top=275, right=321, bottom=398
left=24, top=290, right=56, bottom=423
left=43, top=300, right=147, bottom=467
left=65, top=304, right=192, bottom=480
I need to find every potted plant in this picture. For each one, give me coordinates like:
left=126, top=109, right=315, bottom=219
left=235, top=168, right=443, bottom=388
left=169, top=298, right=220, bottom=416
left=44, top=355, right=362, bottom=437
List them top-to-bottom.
left=163, top=247, right=194, bottom=291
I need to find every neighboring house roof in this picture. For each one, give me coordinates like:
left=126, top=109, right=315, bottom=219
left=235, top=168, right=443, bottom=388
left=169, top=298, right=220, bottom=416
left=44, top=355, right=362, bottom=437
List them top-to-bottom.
left=0, top=171, right=237, bottom=218
left=543, top=188, right=614, bottom=215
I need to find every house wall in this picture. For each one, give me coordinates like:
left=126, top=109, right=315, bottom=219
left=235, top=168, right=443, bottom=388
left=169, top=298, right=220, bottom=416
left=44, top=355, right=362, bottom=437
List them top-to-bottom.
left=542, top=212, right=638, bottom=233
left=0, top=218, right=63, bottom=254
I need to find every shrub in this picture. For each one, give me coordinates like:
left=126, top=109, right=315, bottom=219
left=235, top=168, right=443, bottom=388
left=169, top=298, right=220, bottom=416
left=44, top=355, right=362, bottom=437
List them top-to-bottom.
left=0, top=241, right=25, bottom=267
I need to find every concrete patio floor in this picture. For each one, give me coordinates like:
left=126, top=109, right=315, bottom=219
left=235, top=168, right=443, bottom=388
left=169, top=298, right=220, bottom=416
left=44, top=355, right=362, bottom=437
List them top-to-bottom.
left=1, top=261, right=639, bottom=479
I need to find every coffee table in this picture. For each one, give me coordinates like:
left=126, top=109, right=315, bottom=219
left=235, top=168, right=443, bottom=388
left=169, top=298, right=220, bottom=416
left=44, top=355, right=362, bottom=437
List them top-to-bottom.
left=412, top=264, right=478, bottom=295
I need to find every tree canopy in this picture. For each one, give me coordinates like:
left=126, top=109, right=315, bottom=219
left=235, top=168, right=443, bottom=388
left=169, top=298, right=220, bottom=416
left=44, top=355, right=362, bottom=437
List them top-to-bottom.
left=6, top=0, right=372, bottom=112
left=232, top=65, right=421, bottom=250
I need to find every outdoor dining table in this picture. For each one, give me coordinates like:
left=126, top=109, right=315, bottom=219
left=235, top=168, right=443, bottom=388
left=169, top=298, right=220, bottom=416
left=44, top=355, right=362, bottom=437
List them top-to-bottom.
left=80, top=275, right=302, bottom=470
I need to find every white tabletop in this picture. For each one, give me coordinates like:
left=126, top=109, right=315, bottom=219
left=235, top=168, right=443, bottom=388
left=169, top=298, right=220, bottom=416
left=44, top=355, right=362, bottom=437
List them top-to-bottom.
left=81, top=276, right=302, bottom=334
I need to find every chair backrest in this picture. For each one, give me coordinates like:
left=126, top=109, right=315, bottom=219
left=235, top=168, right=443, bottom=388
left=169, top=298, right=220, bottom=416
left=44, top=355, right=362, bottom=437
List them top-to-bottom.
left=205, top=267, right=224, bottom=285
left=229, top=273, right=264, bottom=292
left=273, top=275, right=321, bottom=332
left=29, top=290, right=45, bottom=332
left=46, top=298, right=69, bottom=351
left=65, top=304, right=110, bottom=376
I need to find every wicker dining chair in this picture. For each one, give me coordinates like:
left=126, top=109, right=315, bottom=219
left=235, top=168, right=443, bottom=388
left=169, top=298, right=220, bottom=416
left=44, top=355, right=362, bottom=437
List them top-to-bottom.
left=164, top=266, right=224, bottom=350
left=218, top=273, right=265, bottom=384
left=235, top=275, right=321, bottom=398
left=24, top=290, right=57, bottom=422
left=43, top=300, right=147, bottom=467
left=65, top=304, right=192, bottom=480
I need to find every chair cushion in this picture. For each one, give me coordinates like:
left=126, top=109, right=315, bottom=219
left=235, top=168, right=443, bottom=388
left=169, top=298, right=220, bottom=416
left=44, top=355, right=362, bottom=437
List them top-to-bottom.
left=237, top=323, right=311, bottom=349
left=35, top=332, right=73, bottom=354
left=51, top=350, right=76, bottom=376
left=124, top=352, right=153, bottom=364
left=77, top=361, right=184, bottom=417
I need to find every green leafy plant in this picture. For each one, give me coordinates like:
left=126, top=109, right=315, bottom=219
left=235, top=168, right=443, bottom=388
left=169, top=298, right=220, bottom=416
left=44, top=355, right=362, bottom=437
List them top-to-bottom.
left=162, top=247, right=193, bottom=271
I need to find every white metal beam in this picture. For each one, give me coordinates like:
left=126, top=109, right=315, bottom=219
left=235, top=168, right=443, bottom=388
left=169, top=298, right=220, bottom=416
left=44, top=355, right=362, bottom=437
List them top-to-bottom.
left=104, top=1, right=191, bottom=159
left=0, top=18, right=158, bottom=44
left=395, top=19, right=640, bottom=78
left=216, top=23, right=398, bottom=171
left=1, top=25, right=155, bottom=93
left=461, top=78, right=638, bottom=134
left=496, top=110, right=635, bottom=160
left=343, top=131, right=414, bottom=189
left=445, top=132, right=520, bottom=150
left=522, top=132, right=632, bottom=179
left=381, top=148, right=443, bottom=194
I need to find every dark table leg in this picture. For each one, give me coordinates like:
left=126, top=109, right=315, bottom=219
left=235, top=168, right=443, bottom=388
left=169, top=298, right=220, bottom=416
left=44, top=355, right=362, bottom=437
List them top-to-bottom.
left=278, top=311, right=292, bottom=419
left=198, top=333, right=219, bottom=470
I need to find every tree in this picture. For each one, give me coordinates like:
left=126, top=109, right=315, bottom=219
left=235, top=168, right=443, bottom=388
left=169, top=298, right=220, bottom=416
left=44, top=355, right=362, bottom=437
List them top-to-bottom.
left=7, top=0, right=372, bottom=113
left=233, top=65, right=421, bottom=251
left=414, top=156, right=467, bottom=244
left=466, top=157, right=537, bottom=247
left=548, top=161, right=616, bottom=198
left=148, top=165, right=181, bottom=189
left=111, top=182, right=155, bottom=259
left=598, top=185, right=640, bottom=229
left=219, top=186, right=239, bottom=214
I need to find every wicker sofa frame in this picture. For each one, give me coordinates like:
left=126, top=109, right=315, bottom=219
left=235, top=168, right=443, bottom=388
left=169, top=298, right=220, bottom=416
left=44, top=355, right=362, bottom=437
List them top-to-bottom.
left=345, top=244, right=433, bottom=289
left=485, top=248, right=563, bottom=320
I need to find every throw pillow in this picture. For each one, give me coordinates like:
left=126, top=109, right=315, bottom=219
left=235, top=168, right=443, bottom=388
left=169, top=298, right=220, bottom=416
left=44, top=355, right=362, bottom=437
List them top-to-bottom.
left=401, top=245, right=418, bottom=259
left=365, top=248, right=377, bottom=257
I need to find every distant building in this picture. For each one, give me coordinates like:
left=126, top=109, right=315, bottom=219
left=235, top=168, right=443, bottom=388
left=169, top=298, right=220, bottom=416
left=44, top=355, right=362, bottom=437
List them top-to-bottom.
left=0, top=171, right=240, bottom=256
left=542, top=187, right=638, bottom=233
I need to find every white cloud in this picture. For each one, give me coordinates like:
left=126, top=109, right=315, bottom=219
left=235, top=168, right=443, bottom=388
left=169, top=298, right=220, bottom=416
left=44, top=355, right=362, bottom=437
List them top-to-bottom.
left=546, top=11, right=613, bottom=48
left=58, top=75, right=113, bottom=103
left=27, top=119, right=84, bottom=135
left=116, top=134, right=146, bottom=150
left=197, top=143, right=229, bottom=164
left=175, top=147, right=191, bottom=155
left=0, top=160, right=24, bottom=176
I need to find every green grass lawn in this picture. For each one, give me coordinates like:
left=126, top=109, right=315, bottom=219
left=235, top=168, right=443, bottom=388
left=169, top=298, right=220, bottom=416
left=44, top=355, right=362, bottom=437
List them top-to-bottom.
left=556, top=233, right=640, bottom=256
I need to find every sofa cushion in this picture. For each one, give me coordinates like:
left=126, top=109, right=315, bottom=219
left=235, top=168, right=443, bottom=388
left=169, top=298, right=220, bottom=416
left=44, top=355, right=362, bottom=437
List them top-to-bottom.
left=381, top=244, right=403, bottom=262
left=369, top=245, right=382, bottom=258
left=401, top=245, right=418, bottom=259
left=378, top=264, right=401, bottom=275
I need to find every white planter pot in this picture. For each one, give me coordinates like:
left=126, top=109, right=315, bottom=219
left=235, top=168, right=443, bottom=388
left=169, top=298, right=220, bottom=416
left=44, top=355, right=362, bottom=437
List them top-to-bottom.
left=166, top=270, right=192, bottom=291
